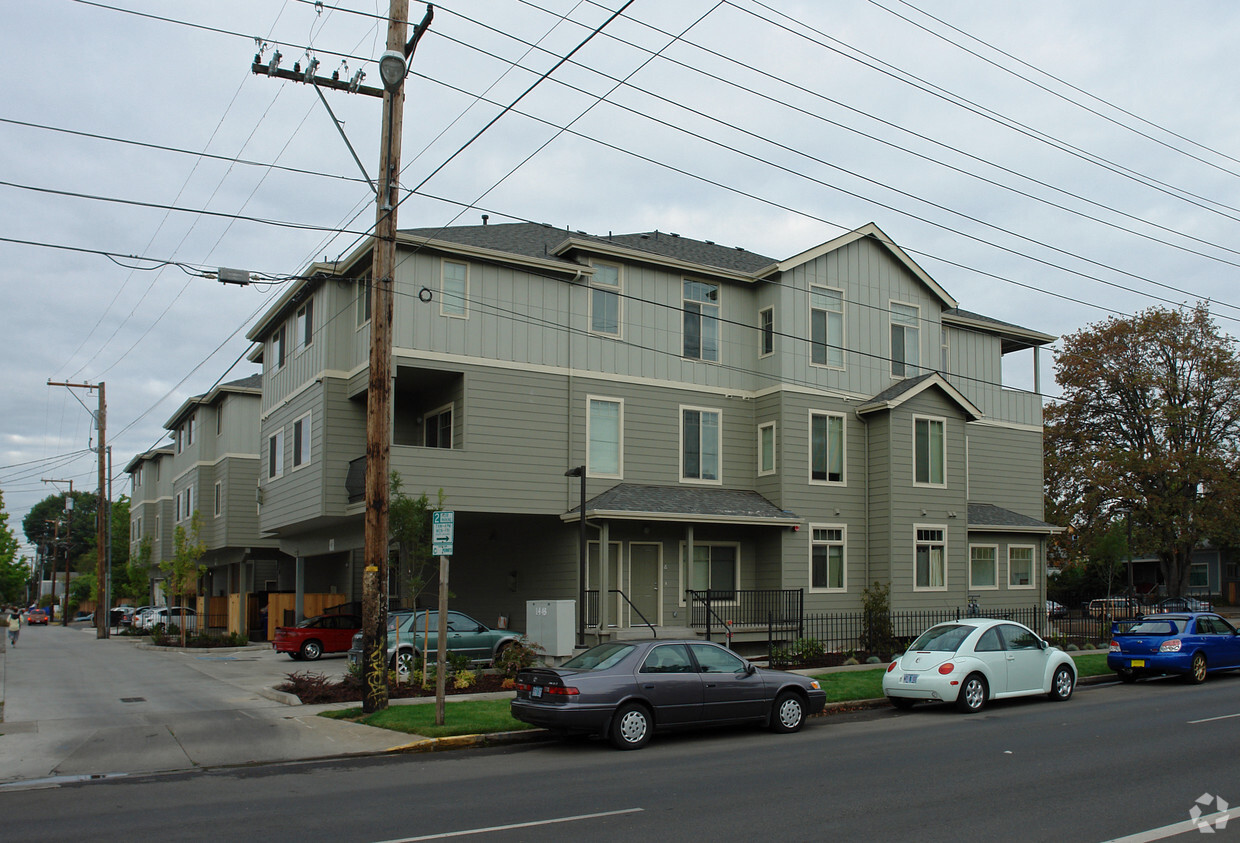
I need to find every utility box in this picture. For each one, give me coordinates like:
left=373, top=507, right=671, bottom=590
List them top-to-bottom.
left=526, top=599, right=576, bottom=658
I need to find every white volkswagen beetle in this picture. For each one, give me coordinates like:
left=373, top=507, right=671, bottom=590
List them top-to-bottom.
left=882, top=618, right=1076, bottom=713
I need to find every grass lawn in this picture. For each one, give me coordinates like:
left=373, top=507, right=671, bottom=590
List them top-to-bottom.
left=321, top=698, right=536, bottom=739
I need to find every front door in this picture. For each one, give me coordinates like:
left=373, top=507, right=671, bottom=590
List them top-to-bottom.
left=629, top=543, right=661, bottom=628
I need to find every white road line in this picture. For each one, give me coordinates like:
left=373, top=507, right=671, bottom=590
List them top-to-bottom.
left=1187, top=712, right=1240, bottom=724
left=1101, top=807, right=1240, bottom=842
left=369, top=808, right=644, bottom=842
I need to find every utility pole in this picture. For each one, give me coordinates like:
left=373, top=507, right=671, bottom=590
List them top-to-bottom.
left=252, top=3, right=432, bottom=714
left=48, top=380, right=108, bottom=638
left=42, top=479, right=73, bottom=624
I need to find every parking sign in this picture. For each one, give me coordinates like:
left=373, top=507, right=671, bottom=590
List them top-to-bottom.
left=432, top=510, right=454, bottom=556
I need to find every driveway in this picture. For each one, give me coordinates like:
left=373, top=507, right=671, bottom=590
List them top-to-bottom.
left=0, top=624, right=403, bottom=785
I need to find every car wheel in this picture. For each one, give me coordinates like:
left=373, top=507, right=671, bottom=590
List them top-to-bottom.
left=301, top=640, right=323, bottom=661
left=492, top=641, right=512, bottom=665
left=391, top=650, right=415, bottom=680
left=1187, top=652, right=1208, bottom=684
left=1048, top=665, right=1075, bottom=701
left=1117, top=668, right=1138, bottom=684
left=956, top=673, right=988, bottom=713
left=770, top=691, right=806, bottom=733
left=888, top=696, right=916, bottom=710
left=609, top=702, right=652, bottom=750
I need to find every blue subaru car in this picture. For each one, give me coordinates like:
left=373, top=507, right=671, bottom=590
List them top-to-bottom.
left=1109, top=612, right=1240, bottom=684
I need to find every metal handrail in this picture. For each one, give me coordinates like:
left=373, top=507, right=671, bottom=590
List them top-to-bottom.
left=584, top=589, right=657, bottom=637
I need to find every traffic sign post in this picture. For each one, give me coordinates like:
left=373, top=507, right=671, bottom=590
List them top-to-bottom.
left=432, top=510, right=454, bottom=557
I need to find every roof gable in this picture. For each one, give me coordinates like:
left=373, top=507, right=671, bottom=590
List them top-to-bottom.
left=856, top=372, right=982, bottom=420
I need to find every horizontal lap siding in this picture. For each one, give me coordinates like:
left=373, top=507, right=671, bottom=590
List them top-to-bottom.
left=967, top=424, right=1045, bottom=519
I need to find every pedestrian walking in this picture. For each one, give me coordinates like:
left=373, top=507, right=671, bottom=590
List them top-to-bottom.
left=7, top=608, right=21, bottom=646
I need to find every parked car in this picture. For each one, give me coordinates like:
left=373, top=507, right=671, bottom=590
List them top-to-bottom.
left=1088, top=596, right=1141, bottom=618
left=1153, top=596, right=1213, bottom=613
left=1046, top=600, right=1067, bottom=619
left=109, top=606, right=136, bottom=626
left=138, top=606, right=198, bottom=632
left=26, top=608, right=49, bottom=626
left=347, top=609, right=520, bottom=677
left=1108, top=612, right=1240, bottom=684
left=273, top=613, right=362, bottom=661
left=882, top=619, right=1077, bottom=713
left=510, top=639, right=826, bottom=750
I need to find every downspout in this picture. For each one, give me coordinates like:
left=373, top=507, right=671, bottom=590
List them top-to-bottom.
left=863, top=417, right=870, bottom=587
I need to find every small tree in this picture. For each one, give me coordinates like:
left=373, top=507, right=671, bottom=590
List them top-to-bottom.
left=389, top=474, right=445, bottom=609
left=162, top=512, right=206, bottom=646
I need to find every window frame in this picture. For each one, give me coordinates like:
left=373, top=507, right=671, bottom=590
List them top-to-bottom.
left=440, top=259, right=469, bottom=318
left=588, top=261, right=622, bottom=337
left=356, top=277, right=372, bottom=327
left=683, top=278, right=720, bottom=362
left=810, top=284, right=844, bottom=369
left=295, top=298, right=314, bottom=351
left=890, top=300, right=920, bottom=378
left=759, top=306, right=774, bottom=357
left=273, top=323, right=287, bottom=370
left=586, top=396, right=623, bottom=479
left=423, top=403, right=453, bottom=449
left=679, top=405, right=722, bottom=484
left=809, top=410, right=846, bottom=486
left=291, top=412, right=312, bottom=469
left=186, top=414, right=196, bottom=447
left=913, top=415, right=947, bottom=488
left=758, top=421, right=776, bottom=476
left=268, top=428, right=285, bottom=480
left=213, top=480, right=223, bottom=518
left=809, top=524, right=847, bottom=593
left=913, top=525, right=948, bottom=592
left=679, top=541, right=741, bottom=604
left=969, top=543, right=999, bottom=590
left=1008, top=545, right=1036, bottom=589
left=1190, top=561, right=1210, bottom=589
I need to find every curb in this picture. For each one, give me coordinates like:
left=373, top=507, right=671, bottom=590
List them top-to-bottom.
left=387, top=728, right=555, bottom=754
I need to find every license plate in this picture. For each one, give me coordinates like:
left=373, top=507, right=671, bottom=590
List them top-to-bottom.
left=1131, top=659, right=1145, bottom=667
left=901, top=674, right=918, bottom=685
left=531, top=686, right=543, bottom=699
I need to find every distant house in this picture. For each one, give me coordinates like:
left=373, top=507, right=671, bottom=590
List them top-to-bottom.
left=239, top=220, right=1057, bottom=644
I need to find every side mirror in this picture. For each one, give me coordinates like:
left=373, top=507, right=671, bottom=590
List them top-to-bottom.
left=1038, top=639, right=1047, bottom=650
left=745, top=662, right=757, bottom=676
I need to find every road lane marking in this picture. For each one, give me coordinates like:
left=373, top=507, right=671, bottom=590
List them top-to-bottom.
left=1187, top=712, right=1240, bottom=724
left=1101, top=806, right=1240, bottom=842
left=369, top=808, right=644, bottom=842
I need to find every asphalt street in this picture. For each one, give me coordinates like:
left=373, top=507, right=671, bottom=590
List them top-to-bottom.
left=0, top=622, right=404, bottom=783
left=4, top=625, right=1240, bottom=842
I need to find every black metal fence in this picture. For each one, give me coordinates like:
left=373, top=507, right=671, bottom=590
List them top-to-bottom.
left=685, top=589, right=804, bottom=639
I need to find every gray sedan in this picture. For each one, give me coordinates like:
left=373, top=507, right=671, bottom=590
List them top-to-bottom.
left=511, top=640, right=826, bottom=750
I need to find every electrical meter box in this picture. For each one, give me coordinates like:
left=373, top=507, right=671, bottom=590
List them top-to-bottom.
left=526, top=599, right=576, bottom=658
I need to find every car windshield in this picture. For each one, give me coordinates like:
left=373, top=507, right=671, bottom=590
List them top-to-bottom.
left=1126, top=620, right=1181, bottom=635
left=909, top=624, right=973, bottom=652
left=561, top=642, right=636, bottom=670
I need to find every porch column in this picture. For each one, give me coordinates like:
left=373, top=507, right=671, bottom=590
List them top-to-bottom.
left=1033, top=345, right=1042, bottom=395
left=598, top=520, right=610, bottom=641
left=295, top=556, right=305, bottom=623
left=239, top=559, right=250, bottom=639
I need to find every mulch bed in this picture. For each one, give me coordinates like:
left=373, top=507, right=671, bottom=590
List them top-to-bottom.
left=775, top=651, right=890, bottom=670
left=277, top=670, right=512, bottom=705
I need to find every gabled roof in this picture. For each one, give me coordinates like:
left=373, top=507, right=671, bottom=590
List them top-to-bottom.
left=757, top=222, right=957, bottom=309
left=942, top=307, right=1056, bottom=353
left=855, top=372, right=982, bottom=421
left=163, top=373, right=263, bottom=429
left=123, top=447, right=174, bottom=474
left=561, top=483, right=800, bottom=526
left=968, top=503, right=1062, bottom=534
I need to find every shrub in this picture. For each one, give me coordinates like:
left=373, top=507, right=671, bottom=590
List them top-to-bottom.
left=860, top=581, right=896, bottom=658
left=494, top=637, right=542, bottom=678
left=453, top=669, right=477, bottom=690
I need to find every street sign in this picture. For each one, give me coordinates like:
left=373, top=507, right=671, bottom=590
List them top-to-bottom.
left=432, top=510, right=454, bottom=556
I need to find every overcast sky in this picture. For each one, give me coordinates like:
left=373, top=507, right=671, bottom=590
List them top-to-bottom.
left=3, top=0, right=1240, bottom=556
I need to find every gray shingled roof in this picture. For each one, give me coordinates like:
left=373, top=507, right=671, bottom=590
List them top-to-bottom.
left=399, top=222, right=776, bottom=275
left=865, top=372, right=937, bottom=406
left=222, top=373, right=263, bottom=391
left=568, top=483, right=799, bottom=524
left=968, top=503, right=1060, bottom=532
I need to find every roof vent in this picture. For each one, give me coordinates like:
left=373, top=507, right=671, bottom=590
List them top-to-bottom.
left=576, top=230, right=587, bottom=235
left=670, top=232, right=680, bottom=238
left=640, top=233, right=650, bottom=239
left=705, top=240, right=715, bottom=245
left=735, top=246, right=744, bottom=251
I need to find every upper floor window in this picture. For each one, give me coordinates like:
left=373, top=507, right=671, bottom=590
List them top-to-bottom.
left=441, top=260, right=468, bottom=317
left=590, top=262, right=621, bottom=337
left=356, top=277, right=372, bottom=326
left=683, top=279, right=719, bottom=362
left=810, top=285, right=843, bottom=368
left=295, top=299, right=314, bottom=350
left=891, top=301, right=919, bottom=377
left=759, top=307, right=773, bottom=356
left=273, top=324, right=287, bottom=370
left=940, top=326, right=949, bottom=372
left=587, top=397, right=622, bottom=478
left=216, top=404, right=224, bottom=437
left=424, top=405, right=452, bottom=449
left=681, top=406, right=721, bottom=483
left=810, top=412, right=845, bottom=484
left=292, top=413, right=312, bottom=468
left=186, top=414, right=195, bottom=447
left=914, top=416, right=946, bottom=486
left=758, top=421, right=776, bottom=475
left=268, top=429, right=285, bottom=480
left=134, top=465, right=143, bottom=487
left=213, top=481, right=223, bottom=518
left=810, top=526, right=846, bottom=591
left=915, top=527, right=946, bottom=591
left=1009, top=546, right=1035, bottom=588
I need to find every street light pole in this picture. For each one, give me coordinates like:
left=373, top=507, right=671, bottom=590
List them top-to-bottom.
left=565, top=466, right=586, bottom=648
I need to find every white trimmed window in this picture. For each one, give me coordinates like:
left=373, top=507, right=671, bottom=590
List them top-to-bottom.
left=441, top=260, right=468, bottom=317
left=589, top=262, right=621, bottom=336
left=356, top=278, right=372, bottom=326
left=683, top=279, right=719, bottom=362
left=811, top=285, right=844, bottom=368
left=296, top=299, right=314, bottom=350
left=891, top=301, right=920, bottom=377
left=759, top=307, right=773, bottom=357
left=274, top=324, right=287, bottom=370
left=940, top=326, right=949, bottom=372
left=587, top=397, right=622, bottom=478
left=216, top=405, right=223, bottom=437
left=423, top=405, right=452, bottom=449
left=680, top=406, right=721, bottom=483
left=810, top=411, right=845, bottom=484
left=292, top=413, right=311, bottom=468
left=186, top=414, right=196, bottom=446
left=914, top=416, right=946, bottom=487
left=758, top=421, right=776, bottom=476
left=268, top=429, right=284, bottom=480
left=213, top=481, right=222, bottom=518
left=810, top=526, right=846, bottom=591
left=914, top=526, right=947, bottom=591
left=682, top=543, right=739, bottom=601
left=970, top=545, right=998, bottom=589
left=1008, top=546, right=1035, bottom=588
left=1190, top=562, right=1209, bottom=589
